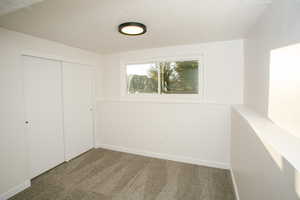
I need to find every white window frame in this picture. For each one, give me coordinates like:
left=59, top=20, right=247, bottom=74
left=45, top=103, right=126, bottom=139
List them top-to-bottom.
left=120, top=55, right=205, bottom=102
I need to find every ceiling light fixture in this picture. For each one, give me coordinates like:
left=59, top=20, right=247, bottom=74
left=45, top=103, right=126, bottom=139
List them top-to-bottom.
left=118, top=22, right=147, bottom=36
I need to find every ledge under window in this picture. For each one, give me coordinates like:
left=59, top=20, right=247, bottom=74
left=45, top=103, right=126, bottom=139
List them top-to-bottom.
left=232, top=105, right=300, bottom=172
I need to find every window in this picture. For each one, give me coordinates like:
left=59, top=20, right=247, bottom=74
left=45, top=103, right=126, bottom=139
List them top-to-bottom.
left=269, top=43, right=300, bottom=138
left=126, top=59, right=200, bottom=95
left=160, top=61, right=198, bottom=94
left=127, top=63, right=158, bottom=94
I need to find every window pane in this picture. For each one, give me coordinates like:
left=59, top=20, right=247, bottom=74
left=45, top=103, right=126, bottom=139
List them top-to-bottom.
left=160, top=60, right=199, bottom=94
left=127, top=63, right=158, bottom=94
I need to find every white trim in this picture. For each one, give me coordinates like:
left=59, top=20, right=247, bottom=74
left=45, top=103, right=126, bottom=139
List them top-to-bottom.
left=242, top=0, right=272, bottom=5
left=21, top=50, right=97, bottom=68
left=120, top=54, right=205, bottom=66
left=59, top=61, right=67, bottom=162
left=91, top=66, right=97, bottom=149
left=96, top=98, right=228, bottom=106
left=97, top=143, right=230, bottom=170
left=230, top=168, right=240, bottom=200
left=0, top=180, right=31, bottom=200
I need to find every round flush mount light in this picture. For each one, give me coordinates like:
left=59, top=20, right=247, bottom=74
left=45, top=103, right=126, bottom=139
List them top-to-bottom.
left=118, top=22, right=147, bottom=36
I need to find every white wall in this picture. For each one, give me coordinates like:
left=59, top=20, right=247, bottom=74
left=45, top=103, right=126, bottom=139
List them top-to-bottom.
left=233, top=0, right=300, bottom=199
left=244, top=0, right=300, bottom=115
left=0, top=28, right=102, bottom=196
left=97, top=40, right=244, bottom=169
left=102, top=40, right=244, bottom=104
left=98, top=102, right=231, bottom=168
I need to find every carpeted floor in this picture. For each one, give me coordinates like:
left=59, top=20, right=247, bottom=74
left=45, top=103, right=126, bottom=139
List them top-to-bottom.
left=10, top=148, right=236, bottom=200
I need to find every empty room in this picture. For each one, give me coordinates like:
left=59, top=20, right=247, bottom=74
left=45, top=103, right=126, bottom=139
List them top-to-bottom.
left=0, top=0, right=299, bottom=199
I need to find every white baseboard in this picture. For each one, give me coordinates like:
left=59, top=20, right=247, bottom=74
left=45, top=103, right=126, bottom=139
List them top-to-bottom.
left=97, top=143, right=230, bottom=170
left=230, top=168, right=240, bottom=200
left=0, top=180, right=31, bottom=200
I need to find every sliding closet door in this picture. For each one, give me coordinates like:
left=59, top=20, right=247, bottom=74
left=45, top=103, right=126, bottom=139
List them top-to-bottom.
left=23, top=56, right=65, bottom=179
left=63, top=62, right=94, bottom=160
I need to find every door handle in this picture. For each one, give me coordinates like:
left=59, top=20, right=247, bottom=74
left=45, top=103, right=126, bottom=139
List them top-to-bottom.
left=25, top=121, right=29, bottom=124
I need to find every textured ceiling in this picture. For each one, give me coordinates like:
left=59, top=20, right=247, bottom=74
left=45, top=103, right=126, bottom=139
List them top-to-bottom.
left=0, top=0, right=271, bottom=54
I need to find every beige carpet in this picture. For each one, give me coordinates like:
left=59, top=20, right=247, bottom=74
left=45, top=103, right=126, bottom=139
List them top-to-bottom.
left=10, top=148, right=235, bottom=200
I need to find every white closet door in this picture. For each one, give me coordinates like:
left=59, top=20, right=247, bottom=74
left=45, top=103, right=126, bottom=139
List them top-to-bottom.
left=23, top=56, right=65, bottom=179
left=63, top=62, right=94, bottom=160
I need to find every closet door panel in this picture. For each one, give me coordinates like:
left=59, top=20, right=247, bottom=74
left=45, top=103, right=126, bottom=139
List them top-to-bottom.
left=23, top=56, right=65, bottom=178
left=63, top=62, right=94, bottom=160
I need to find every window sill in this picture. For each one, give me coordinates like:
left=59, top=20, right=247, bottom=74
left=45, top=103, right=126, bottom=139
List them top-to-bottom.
left=96, top=98, right=229, bottom=105
left=233, top=105, right=300, bottom=172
